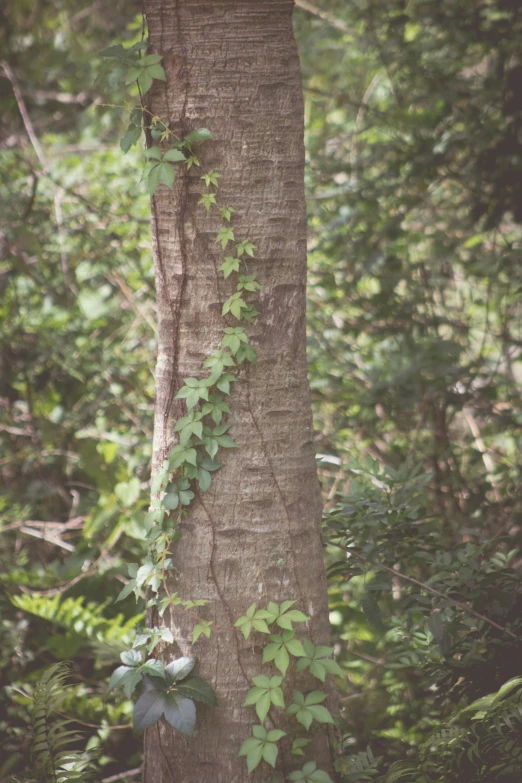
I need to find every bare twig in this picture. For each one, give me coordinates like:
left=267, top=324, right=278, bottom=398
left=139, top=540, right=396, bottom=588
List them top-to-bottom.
left=294, top=0, right=352, bottom=35
left=2, top=60, right=77, bottom=293
left=102, top=769, right=143, bottom=783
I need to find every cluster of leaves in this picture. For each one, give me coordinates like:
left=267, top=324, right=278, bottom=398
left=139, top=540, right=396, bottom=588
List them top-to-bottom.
left=322, top=458, right=522, bottom=780
left=238, top=601, right=336, bottom=779
left=110, top=653, right=217, bottom=734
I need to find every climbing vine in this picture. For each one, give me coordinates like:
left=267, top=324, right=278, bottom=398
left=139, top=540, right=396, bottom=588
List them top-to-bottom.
left=100, top=39, right=339, bottom=780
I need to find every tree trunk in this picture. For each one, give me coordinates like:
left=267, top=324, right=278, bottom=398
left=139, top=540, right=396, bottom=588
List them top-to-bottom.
left=143, top=1, right=336, bottom=781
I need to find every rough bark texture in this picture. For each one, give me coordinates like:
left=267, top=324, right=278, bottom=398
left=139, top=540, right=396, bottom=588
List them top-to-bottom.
left=143, top=1, right=336, bottom=781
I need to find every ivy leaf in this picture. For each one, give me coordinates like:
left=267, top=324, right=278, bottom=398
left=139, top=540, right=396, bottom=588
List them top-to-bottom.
left=120, top=123, right=142, bottom=153
left=145, top=146, right=162, bottom=160
left=163, top=148, right=186, bottom=163
left=158, top=162, right=175, bottom=188
left=147, top=164, right=161, bottom=195
left=216, top=226, right=235, bottom=249
left=219, top=256, right=240, bottom=279
left=114, top=477, right=141, bottom=507
left=192, top=621, right=213, bottom=644
left=120, top=649, right=142, bottom=667
left=165, top=656, right=197, bottom=683
left=140, top=659, right=166, bottom=678
left=108, top=665, right=143, bottom=698
left=176, top=675, right=218, bottom=706
left=133, top=678, right=169, bottom=730
left=162, top=693, right=196, bottom=735
left=291, top=738, right=310, bottom=756
left=262, top=742, right=279, bottom=768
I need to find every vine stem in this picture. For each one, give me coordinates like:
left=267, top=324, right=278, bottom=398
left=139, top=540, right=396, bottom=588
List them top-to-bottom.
left=328, top=539, right=521, bottom=641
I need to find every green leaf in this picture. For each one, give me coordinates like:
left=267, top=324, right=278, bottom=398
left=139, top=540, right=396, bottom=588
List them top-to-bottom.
left=143, top=54, right=163, bottom=65
left=148, top=64, right=166, bottom=81
left=137, top=69, right=154, bottom=94
left=120, top=123, right=142, bottom=153
left=145, top=146, right=162, bottom=160
left=163, top=148, right=186, bottom=163
left=158, top=162, right=175, bottom=189
left=147, top=164, right=161, bottom=195
left=216, top=226, right=235, bottom=249
left=219, top=256, right=240, bottom=279
left=196, top=468, right=211, bottom=492
left=115, top=477, right=140, bottom=507
left=163, top=491, right=180, bottom=511
left=252, top=618, right=270, bottom=634
left=192, top=622, right=212, bottom=644
left=286, top=638, right=306, bottom=657
left=274, top=646, right=290, bottom=676
left=121, top=649, right=142, bottom=667
left=165, top=657, right=196, bottom=682
left=320, top=658, right=343, bottom=676
left=140, top=659, right=165, bottom=678
left=309, top=661, right=326, bottom=681
left=108, top=665, right=143, bottom=697
left=177, top=676, right=218, bottom=706
left=133, top=680, right=169, bottom=730
left=305, top=691, right=327, bottom=705
left=256, top=692, right=271, bottom=722
left=162, top=693, right=196, bottom=735
left=307, top=704, right=335, bottom=723
left=295, top=708, right=313, bottom=730
left=239, top=737, right=262, bottom=756
left=291, top=738, right=310, bottom=756
left=262, top=742, right=279, bottom=768
left=246, top=744, right=264, bottom=774
left=309, top=771, right=334, bottom=783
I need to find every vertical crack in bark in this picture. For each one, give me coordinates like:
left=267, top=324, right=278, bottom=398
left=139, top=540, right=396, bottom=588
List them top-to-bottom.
left=244, top=367, right=305, bottom=607
left=198, top=493, right=251, bottom=690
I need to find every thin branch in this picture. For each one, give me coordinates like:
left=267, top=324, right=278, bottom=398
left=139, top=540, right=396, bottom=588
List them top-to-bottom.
left=294, top=0, right=352, bottom=35
left=1, top=60, right=47, bottom=168
left=2, top=60, right=78, bottom=293
left=328, top=540, right=521, bottom=641
left=102, top=769, right=143, bottom=783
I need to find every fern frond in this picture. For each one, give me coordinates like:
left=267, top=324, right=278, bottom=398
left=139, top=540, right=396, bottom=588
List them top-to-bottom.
left=11, top=593, right=143, bottom=647
left=31, top=663, right=97, bottom=783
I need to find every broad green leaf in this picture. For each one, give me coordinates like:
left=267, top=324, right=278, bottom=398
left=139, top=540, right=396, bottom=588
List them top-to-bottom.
left=145, top=146, right=162, bottom=160
left=164, top=149, right=186, bottom=162
left=158, top=162, right=175, bottom=188
left=120, top=649, right=142, bottom=666
left=165, top=657, right=196, bottom=682
left=177, top=676, right=218, bottom=706
left=133, top=681, right=168, bottom=730
left=255, top=692, right=271, bottom=722
left=162, top=693, right=196, bottom=735
left=262, top=742, right=278, bottom=768
left=246, top=744, right=264, bottom=774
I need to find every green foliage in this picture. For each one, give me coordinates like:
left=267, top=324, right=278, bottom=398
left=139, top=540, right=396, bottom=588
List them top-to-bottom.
left=131, top=656, right=217, bottom=734
left=31, top=663, right=97, bottom=783
left=287, top=691, right=334, bottom=730
left=239, top=725, right=287, bottom=773
left=288, top=761, right=334, bottom=783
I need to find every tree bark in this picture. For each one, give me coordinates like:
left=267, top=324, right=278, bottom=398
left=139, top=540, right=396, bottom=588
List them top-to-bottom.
left=143, top=1, right=336, bottom=781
